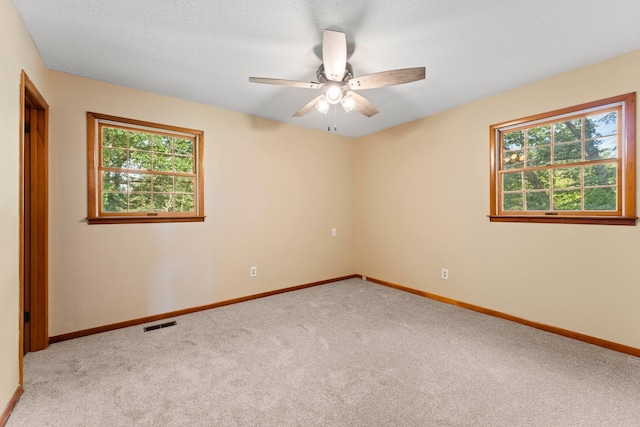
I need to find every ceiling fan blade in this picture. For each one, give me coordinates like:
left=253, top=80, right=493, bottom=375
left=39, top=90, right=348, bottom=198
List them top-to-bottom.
left=322, top=30, right=347, bottom=81
left=348, top=67, right=426, bottom=90
left=249, top=77, right=322, bottom=89
left=346, top=91, right=379, bottom=117
left=292, top=95, right=325, bottom=117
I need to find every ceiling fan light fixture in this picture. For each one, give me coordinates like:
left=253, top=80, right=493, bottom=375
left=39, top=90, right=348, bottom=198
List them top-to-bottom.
left=249, top=30, right=425, bottom=120
left=325, top=85, right=343, bottom=104
left=341, top=94, right=356, bottom=113
left=315, top=98, right=330, bottom=114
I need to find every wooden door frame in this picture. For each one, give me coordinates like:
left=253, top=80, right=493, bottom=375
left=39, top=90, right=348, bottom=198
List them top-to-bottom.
left=19, top=71, right=49, bottom=384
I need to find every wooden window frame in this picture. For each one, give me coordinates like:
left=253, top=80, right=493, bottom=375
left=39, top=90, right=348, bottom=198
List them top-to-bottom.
left=489, top=93, right=636, bottom=226
left=87, top=112, right=205, bottom=224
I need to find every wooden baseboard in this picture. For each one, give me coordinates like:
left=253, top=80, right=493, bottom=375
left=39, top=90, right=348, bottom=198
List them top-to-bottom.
left=49, top=272, right=639, bottom=358
left=49, top=275, right=358, bottom=344
left=363, top=275, right=640, bottom=358
left=0, top=385, right=22, bottom=427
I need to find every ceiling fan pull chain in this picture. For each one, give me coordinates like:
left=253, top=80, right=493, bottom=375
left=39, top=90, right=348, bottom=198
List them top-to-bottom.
left=327, top=104, right=335, bottom=131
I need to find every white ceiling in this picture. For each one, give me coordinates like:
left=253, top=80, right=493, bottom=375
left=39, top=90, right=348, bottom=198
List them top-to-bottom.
left=13, top=0, right=640, bottom=138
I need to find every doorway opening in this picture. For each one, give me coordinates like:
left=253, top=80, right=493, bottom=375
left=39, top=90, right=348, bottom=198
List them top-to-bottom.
left=19, top=71, right=49, bottom=384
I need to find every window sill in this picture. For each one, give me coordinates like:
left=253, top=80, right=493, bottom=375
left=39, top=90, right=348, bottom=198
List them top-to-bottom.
left=488, top=215, right=637, bottom=226
left=87, top=216, right=205, bottom=225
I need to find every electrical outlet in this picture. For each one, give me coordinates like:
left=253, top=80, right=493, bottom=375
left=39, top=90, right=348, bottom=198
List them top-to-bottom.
left=332, top=228, right=337, bottom=237
left=250, top=266, right=257, bottom=277
left=441, top=268, right=449, bottom=280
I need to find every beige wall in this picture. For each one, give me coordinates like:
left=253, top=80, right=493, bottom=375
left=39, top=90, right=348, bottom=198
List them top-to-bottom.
left=0, top=0, right=49, bottom=413
left=355, top=49, right=640, bottom=349
left=48, top=71, right=355, bottom=336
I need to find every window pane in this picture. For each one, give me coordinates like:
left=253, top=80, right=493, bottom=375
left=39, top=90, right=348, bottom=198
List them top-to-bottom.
left=585, top=111, right=617, bottom=138
left=554, top=119, right=581, bottom=143
left=527, top=125, right=551, bottom=146
left=102, top=128, right=127, bottom=148
left=503, top=131, right=524, bottom=151
left=129, top=132, right=151, bottom=151
left=152, top=135, right=173, bottom=153
left=585, top=136, right=617, bottom=160
left=175, top=138, right=194, bottom=155
left=553, top=142, right=582, bottom=164
left=526, top=146, right=551, bottom=167
left=102, top=148, right=128, bottom=168
left=129, top=150, right=151, bottom=170
left=503, top=150, right=524, bottom=170
left=153, top=153, right=173, bottom=171
left=173, top=156, right=192, bottom=173
left=584, top=164, right=616, bottom=186
left=553, top=167, right=580, bottom=188
left=524, top=170, right=550, bottom=190
left=102, top=172, right=128, bottom=192
left=503, top=172, right=522, bottom=191
left=130, top=173, right=152, bottom=192
left=153, top=175, right=174, bottom=192
left=176, top=176, right=194, bottom=193
left=584, top=187, right=616, bottom=211
left=553, top=190, right=581, bottom=210
left=526, top=191, right=550, bottom=211
left=102, top=192, right=127, bottom=212
left=129, top=193, right=152, bottom=212
left=503, top=193, right=523, bottom=211
left=153, top=194, right=174, bottom=212
left=175, top=194, right=195, bottom=212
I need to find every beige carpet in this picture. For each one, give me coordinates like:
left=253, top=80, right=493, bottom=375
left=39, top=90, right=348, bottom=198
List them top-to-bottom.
left=7, top=278, right=640, bottom=426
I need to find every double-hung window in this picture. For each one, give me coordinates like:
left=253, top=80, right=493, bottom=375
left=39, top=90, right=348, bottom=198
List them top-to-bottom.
left=489, top=93, right=636, bottom=225
left=87, top=112, right=204, bottom=224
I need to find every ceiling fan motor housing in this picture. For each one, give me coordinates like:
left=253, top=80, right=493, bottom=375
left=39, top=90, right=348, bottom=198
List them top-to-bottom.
left=317, top=63, right=353, bottom=83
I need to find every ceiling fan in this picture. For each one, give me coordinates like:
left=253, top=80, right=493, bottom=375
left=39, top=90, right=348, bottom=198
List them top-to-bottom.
left=249, top=29, right=426, bottom=118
